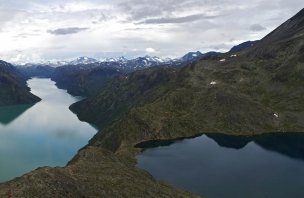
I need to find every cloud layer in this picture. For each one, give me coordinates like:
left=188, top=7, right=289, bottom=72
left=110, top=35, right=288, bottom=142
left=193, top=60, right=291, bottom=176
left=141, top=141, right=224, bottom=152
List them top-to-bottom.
left=0, top=0, right=303, bottom=64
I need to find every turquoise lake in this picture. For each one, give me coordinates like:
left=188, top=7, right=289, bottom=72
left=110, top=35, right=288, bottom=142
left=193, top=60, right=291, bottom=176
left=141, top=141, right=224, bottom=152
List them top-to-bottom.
left=0, top=78, right=97, bottom=182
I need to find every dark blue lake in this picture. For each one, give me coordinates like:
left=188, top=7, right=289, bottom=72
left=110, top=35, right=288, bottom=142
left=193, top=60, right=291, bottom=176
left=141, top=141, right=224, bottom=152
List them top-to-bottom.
left=0, top=78, right=97, bottom=182
left=137, top=133, right=304, bottom=198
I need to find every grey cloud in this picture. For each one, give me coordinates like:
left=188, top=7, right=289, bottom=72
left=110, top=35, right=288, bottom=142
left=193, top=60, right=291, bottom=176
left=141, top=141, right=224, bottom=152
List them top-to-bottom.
left=1, top=0, right=303, bottom=63
left=118, top=0, right=220, bottom=21
left=118, top=0, right=169, bottom=20
left=137, top=14, right=217, bottom=24
left=250, top=24, right=267, bottom=31
left=47, top=27, right=89, bottom=35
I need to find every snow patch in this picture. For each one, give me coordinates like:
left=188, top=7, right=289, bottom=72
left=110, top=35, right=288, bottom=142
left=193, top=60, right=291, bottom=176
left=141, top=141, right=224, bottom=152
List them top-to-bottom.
left=230, top=54, right=237, bottom=57
left=220, top=59, right=226, bottom=62
left=210, top=81, right=217, bottom=85
left=274, top=113, right=279, bottom=118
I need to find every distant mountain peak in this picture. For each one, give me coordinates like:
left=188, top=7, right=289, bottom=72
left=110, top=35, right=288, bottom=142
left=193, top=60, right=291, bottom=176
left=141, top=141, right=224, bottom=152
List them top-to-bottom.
left=181, top=51, right=203, bottom=62
left=181, top=51, right=221, bottom=62
left=117, top=56, right=128, bottom=62
left=71, top=57, right=98, bottom=65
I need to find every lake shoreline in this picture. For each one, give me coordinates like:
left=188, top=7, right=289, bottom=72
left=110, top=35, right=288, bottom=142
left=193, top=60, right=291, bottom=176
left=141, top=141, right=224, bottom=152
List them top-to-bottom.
left=0, top=78, right=97, bottom=183
left=0, top=80, right=302, bottom=197
left=1, top=123, right=304, bottom=197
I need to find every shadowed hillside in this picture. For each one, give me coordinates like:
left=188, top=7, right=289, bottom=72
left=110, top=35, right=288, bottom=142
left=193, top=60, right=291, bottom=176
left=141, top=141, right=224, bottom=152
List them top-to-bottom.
left=0, top=61, right=41, bottom=106
left=52, top=65, right=123, bottom=96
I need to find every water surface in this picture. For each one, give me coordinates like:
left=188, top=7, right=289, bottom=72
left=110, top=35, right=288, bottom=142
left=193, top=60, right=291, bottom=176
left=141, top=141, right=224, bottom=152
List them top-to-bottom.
left=0, top=78, right=97, bottom=182
left=137, top=133, right=304, bottom=198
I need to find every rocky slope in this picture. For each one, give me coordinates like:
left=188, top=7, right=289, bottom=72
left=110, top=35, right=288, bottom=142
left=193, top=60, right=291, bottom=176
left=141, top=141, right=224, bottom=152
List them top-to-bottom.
left=229, top=40, right=258, bottom=53
left=0, top=60, right=41, bottom=106
left=0, top=146, right=199, bottom=198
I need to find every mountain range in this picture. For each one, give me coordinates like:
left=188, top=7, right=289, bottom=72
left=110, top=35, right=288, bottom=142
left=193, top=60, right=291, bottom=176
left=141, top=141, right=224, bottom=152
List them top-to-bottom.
left=17, top=40, right=257, bottom=70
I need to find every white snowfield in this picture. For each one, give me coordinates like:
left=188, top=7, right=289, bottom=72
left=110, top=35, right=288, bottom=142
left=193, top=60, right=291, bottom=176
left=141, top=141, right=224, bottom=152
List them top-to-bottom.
left=219, top=59, right=226, bottom=62
left=210, top=81, right=217, bottom=85
left=274, top=113, right=279, bottom=118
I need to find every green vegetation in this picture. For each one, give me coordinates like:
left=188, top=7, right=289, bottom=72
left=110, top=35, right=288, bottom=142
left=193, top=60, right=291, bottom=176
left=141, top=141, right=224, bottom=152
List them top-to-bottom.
left=70, top=66, right=176, bottom=128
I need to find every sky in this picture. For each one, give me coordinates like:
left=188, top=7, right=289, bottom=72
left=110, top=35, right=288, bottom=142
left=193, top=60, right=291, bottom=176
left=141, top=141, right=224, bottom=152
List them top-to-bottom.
left=0, top=0, right=303, bottom=64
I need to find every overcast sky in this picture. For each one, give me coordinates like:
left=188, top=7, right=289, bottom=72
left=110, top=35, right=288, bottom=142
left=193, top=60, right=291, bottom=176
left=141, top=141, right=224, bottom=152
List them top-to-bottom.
left=0, top=0, right=303, bottom=63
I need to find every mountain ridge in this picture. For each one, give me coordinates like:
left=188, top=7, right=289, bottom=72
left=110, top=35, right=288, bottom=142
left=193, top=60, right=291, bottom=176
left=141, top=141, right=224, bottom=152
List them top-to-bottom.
left=16, top=40, right=257, bottom=69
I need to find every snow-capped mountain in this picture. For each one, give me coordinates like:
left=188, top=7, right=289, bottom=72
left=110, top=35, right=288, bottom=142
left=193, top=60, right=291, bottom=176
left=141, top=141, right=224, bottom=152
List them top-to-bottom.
left=15, top=40, right=260, bottom=71
left=17, top=51, right=222, bottom=72
left=181, top=51, right=203, bottom=62
left=181, top=51, right=222, bottom=63
left=16, top=52, right=213, bottom=71
left=17, top=54, right=198, bottom=72
left=69, top=56, right=99, bottom=65
left=101, top=56, right=171, bottom=72
left=104, top=56, right=128, bottom=63
left=128, top=56, right=164, bottom=67
left=16, top=57, right=99, bottom=67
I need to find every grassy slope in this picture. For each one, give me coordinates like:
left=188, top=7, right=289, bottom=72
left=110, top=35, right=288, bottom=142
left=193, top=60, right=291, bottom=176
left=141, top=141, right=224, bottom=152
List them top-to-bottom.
left=72, top=9, right=304, bottom=152
left=70, top=66, right=176, bottom=128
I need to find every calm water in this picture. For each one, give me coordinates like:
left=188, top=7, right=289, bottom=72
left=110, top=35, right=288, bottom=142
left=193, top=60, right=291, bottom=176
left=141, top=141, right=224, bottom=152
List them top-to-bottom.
left=0, top=78, right=97, bottom=182
left=137, top=133, right=304, bottom=198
